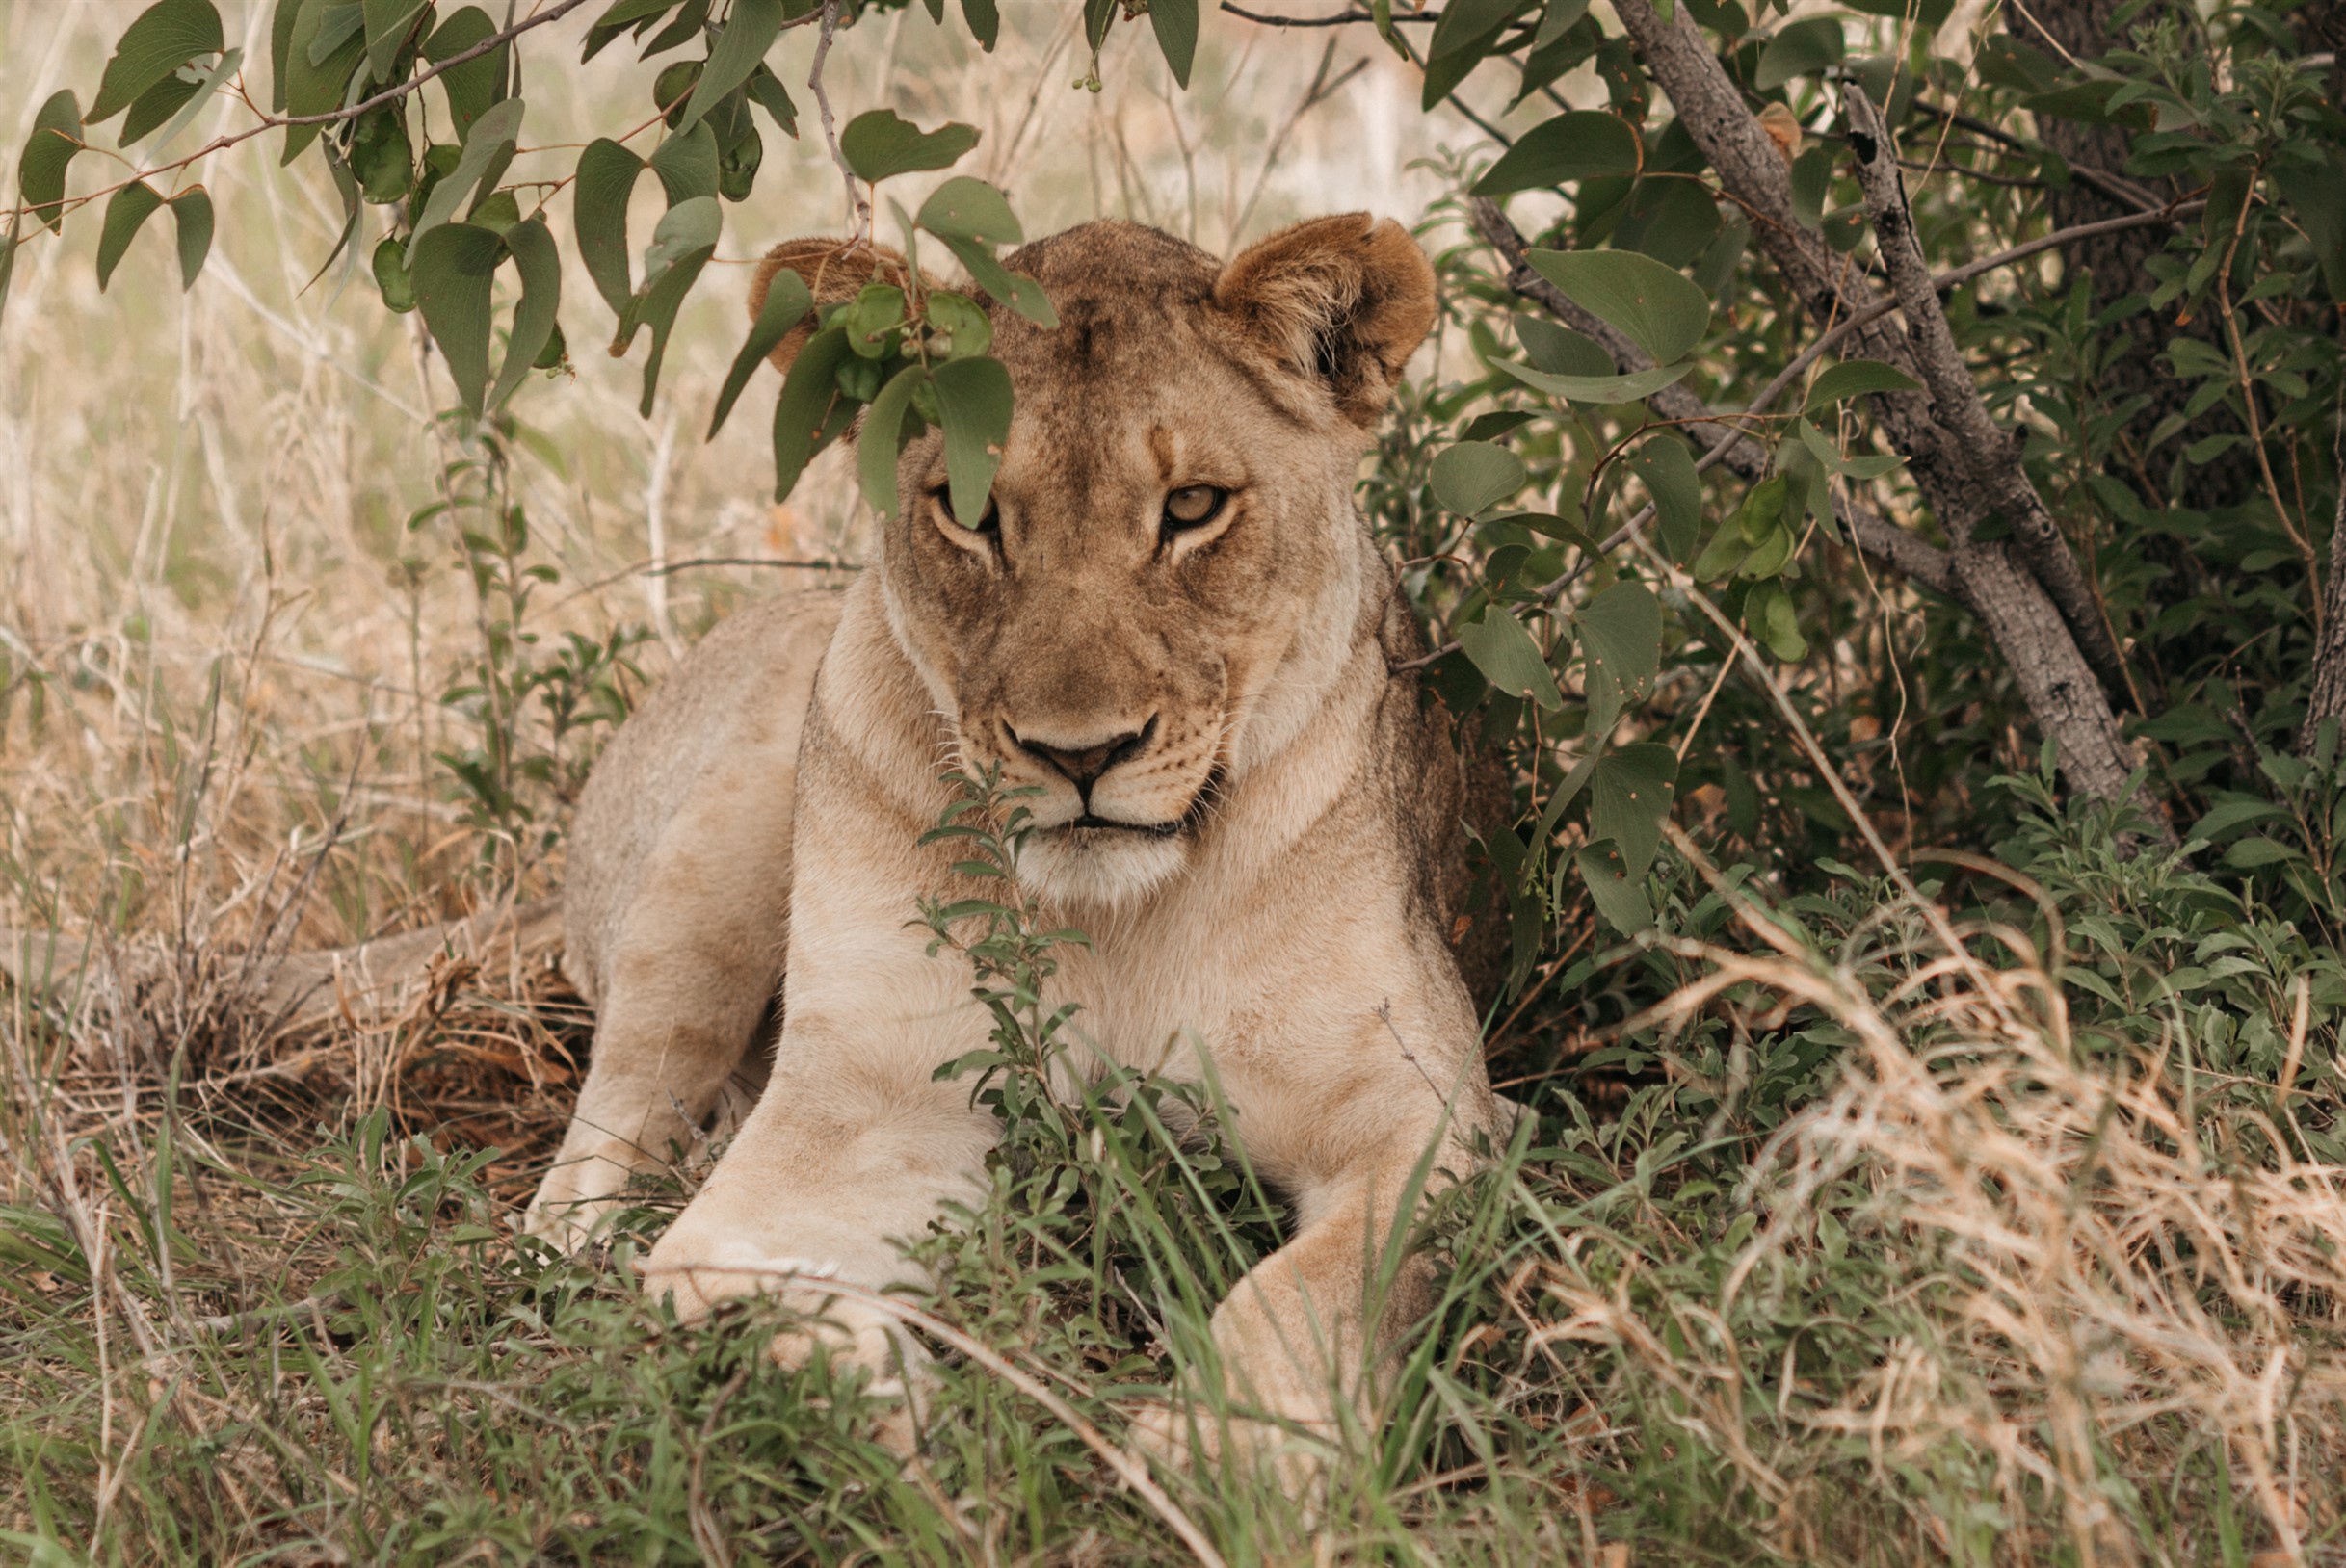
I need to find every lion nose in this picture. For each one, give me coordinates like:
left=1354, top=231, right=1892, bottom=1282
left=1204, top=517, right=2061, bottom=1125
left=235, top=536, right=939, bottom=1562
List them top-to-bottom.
left=1004, top=716, right=1156, bottom=798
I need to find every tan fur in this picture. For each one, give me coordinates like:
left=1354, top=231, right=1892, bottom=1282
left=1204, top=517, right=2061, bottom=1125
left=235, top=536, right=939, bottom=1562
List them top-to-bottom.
left=527, top=214, right=1500, bottom=1477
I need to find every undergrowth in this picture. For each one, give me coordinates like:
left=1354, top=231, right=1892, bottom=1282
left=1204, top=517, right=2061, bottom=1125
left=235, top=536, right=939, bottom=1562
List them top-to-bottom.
left=4, top=749, right=2343, bottom=1565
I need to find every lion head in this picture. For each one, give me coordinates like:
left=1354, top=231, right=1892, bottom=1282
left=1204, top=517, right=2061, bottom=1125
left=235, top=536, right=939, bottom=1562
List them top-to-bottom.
left=752, top=215, right=1437, bottom=909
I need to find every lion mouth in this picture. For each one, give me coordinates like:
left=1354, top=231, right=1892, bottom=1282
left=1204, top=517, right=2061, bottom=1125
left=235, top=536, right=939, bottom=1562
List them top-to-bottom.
left=1066, top=813, right=1181, bottom=839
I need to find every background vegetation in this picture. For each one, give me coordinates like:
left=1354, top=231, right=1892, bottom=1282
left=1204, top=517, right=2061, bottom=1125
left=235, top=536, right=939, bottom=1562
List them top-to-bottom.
left=2, top=0, right=2343, bottom=1560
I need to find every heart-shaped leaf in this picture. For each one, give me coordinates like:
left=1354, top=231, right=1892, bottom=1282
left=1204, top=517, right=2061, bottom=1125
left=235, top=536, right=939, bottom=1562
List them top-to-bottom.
left=90, top=0, right=224, bottom=124
left=1753, top=16, right=1843, bottom=91
left=19, top=91, right=85, bottom=235
left=840, top=110, right=979, bottom=185
left=1471, top=110, right=1639, bottom=196
left=573, top=139, right=646, bottom=316
left=918, top=177, right=1022, bottom=246
left=95, top=181, right=167, bottom=290
left=411, top=222, right=505, bottom=416
left=1526, top=248, right=1712, bottom=366
left=1628, top=435, right=1701, bottom=562
left=1432, top=441, right=1528, bottom=517
left=1576, top=579, right=1660, bottom=735
left=1457, top=610, right=1565, bottom=711
left=1590, top=742, right=1677, bottom=878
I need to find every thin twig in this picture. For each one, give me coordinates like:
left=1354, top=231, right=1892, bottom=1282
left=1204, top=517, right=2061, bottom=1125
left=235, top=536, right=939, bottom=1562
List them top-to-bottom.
left=810, top=0, right=872, bottom=243
left=1219, top=3, right=1441, bottom=23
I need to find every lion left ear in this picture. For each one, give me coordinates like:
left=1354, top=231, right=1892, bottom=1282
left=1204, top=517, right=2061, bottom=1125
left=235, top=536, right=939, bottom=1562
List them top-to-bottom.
left=1212, top=214, right=1437, bottom=428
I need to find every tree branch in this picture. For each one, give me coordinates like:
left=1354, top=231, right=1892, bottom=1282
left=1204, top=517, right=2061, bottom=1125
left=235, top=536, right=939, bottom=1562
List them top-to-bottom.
left=811, top=0, right=871, bottom=243
left=1604, top=0, right=2166, bottom=832
left=1218, top=3, right=1440, bottom=23
left=1843, top=85, right=2125, bottom=689
left=1465, top=196, right=1961, bottom=601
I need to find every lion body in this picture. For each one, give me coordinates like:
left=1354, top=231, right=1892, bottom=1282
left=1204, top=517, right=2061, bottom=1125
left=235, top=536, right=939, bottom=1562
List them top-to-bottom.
left=529, top=216, right=1508, bottom=1466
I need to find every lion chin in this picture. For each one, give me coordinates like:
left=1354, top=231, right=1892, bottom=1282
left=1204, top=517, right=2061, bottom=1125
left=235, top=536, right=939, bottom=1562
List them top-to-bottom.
left=1015, top=822, right=1192, bottom=912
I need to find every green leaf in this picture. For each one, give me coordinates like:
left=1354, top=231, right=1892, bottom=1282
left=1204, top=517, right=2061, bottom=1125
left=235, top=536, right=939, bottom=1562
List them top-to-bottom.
left=90, top=0, right=224, bottom=124
left=270, top=0, right=302, bottom=110
left=280, top=0, right=368, bottom=165
left=362, top=0, right=433, bottom=76
left=679, top=0, right=784, bottom=132
left=961, top=0, right=1000, bottom=49
left=1149, top=0, right=1199, bottom=88
left=1426, top=0, right=1522, bottom=58
left=424, top=6, right=508, bottom=137
left=1753, top=16, right=1842, bottom=91
left=132, top=44, right=244, bottom=151
left=745, top=65, right=798, bottom=135
left=19, top=91, right=85, bottom=235
left=408, top=95, right=523, bottom=260
left=839, top=110, right=980, bottom=184
left=1470, top=111, right=1639, bottom=196
left=649, top=121, right=721, bottom=204
left=573, top=139, right=646, bottom=316
left=1789, top=144, right=1832, bottom=229
left=918, top=177, right=1022, bottom=246
left=1613, top=177, right=1721, bottom=269
left=95, top=181, right=167, bottom=291
left=639, top=195, right=721, bottom=287
left=0, top=212, right=20, bottom=333
left=487, top=217, right=561, bottom=412
left=411, top=222, right=504, bottom=417
left=372, top=231, right=416, bottom=310
left=939, top=233, right=1055, bottom=326
left=622, top=239, right=717, bottom=415
left=1526, top=248, right=1711, bottom=365
left=709, top=266, right=813, bottom=438
left=926, top=290, right=991, bottom=359
left=1515, top=314, right=1615, bottom=377
left=773, top=325, right=855, bottom=498
left=933, top=354, right=1014, bottom=528
left=1805, top=357, right=1921, bottom=409
left=1494, top=358, right=1694, bottom=405
left=858, top=364, right=929, bottom=519
left=1628, top=435, right=1701, bottom=562
left=1431, top=441, right=1527, bottom=517
left=1691, top=521, right=1749, bottom=581
left=1576, top=579, right=1660, bottom=735
left=1746, top=579, right=1807, bottom=660
left=1456, top=611, right=1564, bottom=711
left=1590, top=742, right=1676, bottom=878
left=1576, top=840, right=1652, bottom=931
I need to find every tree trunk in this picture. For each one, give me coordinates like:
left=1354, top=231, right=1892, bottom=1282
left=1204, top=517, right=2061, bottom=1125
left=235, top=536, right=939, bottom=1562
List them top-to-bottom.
left=1605, top=0, right=2173, bottom=839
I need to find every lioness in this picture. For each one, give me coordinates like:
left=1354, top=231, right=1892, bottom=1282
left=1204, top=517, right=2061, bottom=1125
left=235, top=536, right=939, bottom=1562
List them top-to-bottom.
left=527, top=214, right=1508, bottom=1465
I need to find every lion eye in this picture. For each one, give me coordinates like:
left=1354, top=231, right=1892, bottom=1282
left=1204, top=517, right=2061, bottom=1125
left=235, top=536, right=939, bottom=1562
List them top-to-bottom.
left=931, top=484, right=998, bottom=535
left=1162, top=485, right=1227, bottom=533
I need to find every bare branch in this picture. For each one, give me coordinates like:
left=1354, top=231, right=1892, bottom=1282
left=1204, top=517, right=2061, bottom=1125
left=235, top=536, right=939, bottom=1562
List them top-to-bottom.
left=811, top=0, right=872, bottom=243
left=1219, top=3, right=1440, bottom=23
left=1843, top=85, right=2125, bottom=689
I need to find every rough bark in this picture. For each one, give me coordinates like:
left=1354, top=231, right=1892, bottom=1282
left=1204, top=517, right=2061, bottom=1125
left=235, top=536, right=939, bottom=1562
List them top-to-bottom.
left=1602, top=0, right=2171, bottom=836
left=2301, top=416, right=2346, bottom=750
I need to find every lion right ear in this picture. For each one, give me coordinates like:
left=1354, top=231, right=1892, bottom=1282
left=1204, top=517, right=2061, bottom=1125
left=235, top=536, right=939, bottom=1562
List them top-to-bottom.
left=1212, top=214, right=1437, bottom=428
left=750, top=238, right=919, bottom=374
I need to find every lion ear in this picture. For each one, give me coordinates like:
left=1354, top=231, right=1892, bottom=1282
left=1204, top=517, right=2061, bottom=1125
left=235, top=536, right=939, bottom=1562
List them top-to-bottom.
left=1211, top=214, right=1437, bottom=428
left=750, top=237, right=920, bottom=374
